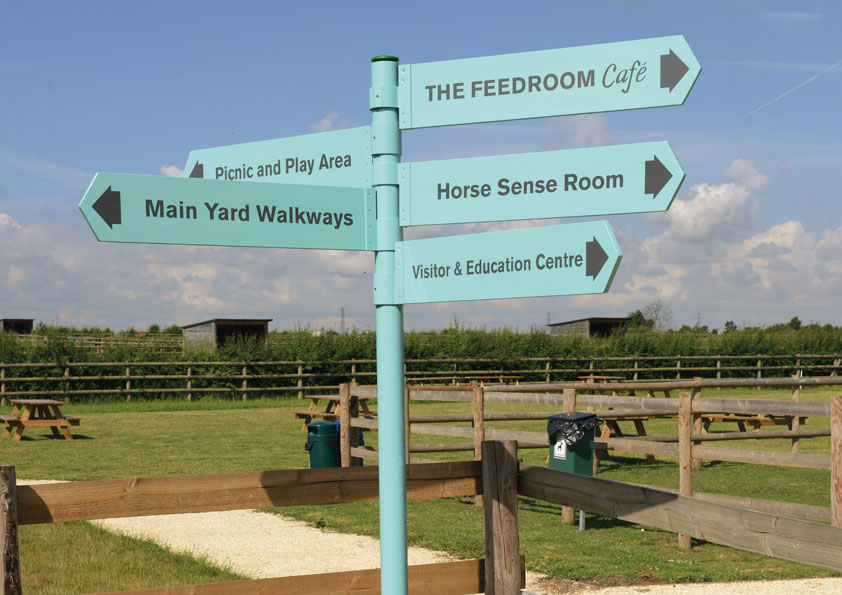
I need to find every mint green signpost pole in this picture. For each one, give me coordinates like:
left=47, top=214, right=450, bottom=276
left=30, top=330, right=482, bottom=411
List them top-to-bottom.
left=370, top=55, right=408, bottom=594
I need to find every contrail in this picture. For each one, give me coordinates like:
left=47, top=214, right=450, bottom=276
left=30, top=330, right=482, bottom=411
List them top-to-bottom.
left=733, top=56, right=842, bottom=123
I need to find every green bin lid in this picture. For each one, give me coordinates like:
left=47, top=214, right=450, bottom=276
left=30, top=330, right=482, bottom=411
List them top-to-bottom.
left=308, top=420, right=338, bottom=436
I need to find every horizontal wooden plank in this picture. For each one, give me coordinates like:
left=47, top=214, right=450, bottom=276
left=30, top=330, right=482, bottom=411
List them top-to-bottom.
left=350, top=386, right=378, bottom=399
left=410, top=390, right=473, bottom=402
left=694, top=398, right=829, bottom=417
left=410, top=423, right=473, bottom=438
left=624, top=429, right=831, bottom=443
left=599, top=437, right=680, bottom=457
left=692, top=444, right=831, bottom=470
left=349, top=446, right=379, bottom=460
left=17, top=462, right=482, bottom=525
left=518, top=464, right=842, bottom=572
left=630, top=483, right=831, bottom=524
left=94, top=558, right=500, bottom=595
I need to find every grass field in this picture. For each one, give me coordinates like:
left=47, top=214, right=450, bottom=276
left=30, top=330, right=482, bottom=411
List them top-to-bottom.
left=2, top=388, right=838, bottom=592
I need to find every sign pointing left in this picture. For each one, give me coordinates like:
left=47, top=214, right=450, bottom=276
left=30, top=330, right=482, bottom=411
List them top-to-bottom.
left=80, top=173, right=376, bottom=251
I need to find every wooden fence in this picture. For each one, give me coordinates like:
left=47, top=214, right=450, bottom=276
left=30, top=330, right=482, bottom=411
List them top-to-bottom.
left=1, top=354, right=842, bottom=403
left=343, top=380, right=842, bottom=531
left=3, top=439, right=842, bottom=594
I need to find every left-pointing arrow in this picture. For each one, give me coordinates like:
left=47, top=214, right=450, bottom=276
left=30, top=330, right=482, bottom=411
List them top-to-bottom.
left=189, top=162, right=204, bottom=178
left=92, top=186, right=121, bottom=229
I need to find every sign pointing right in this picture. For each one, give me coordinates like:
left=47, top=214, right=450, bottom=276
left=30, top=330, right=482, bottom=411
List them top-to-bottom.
left=399, top=141, right=684, bottom=227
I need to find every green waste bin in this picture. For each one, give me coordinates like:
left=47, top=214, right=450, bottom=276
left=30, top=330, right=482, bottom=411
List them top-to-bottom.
left=547, top=413, right=600, bottom=476
left=305, top=421, right=340, bottom=468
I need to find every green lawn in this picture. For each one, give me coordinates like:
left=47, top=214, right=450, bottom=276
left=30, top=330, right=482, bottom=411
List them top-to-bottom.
left=2, top=389, right=838, bottom=592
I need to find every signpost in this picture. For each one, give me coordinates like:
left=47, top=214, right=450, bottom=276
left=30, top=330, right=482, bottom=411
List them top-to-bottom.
left=398, top=35, right=699, bottom=129
left=80, top=36, right=698, bottom=595
left=183, top=126, right=371, bottom=188
left=399, top=141, right=683, bottom=226
left=79, top=173, right=376, bottom=251
left=395, top=221, right=621, bottom=304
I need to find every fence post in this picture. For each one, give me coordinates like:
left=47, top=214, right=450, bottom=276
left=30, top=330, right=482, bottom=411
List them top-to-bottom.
left=831, top=354, right=840, bottom=377
left=676, top=356, right=681, bottom=380
left=545, top=359, right=550, bottom=383
left=716, top=359, right=721, bottom=382
left=633, top=360, right=639, bottom=381
left=351, top=361, right=357, bottom=382
left=125, top=363, right=131, bottom=403
left=297, top=363, right=304, bottom=399
left=242, top=364, right=248, bottom=401
left=0, top=365, right=5, bottom=407
left=64, top=365, right=70, bottom=404
left=186, top=365, right=192, bottom=402
left=791, top=375, right=801, bottom=454
left=691, top=380, right=703, bottom=468
left=473, top=382, right=485, bottom=507
left=339, top=383, right=350, bottom=468
left=404, top=385, right=410, bottom=465
left=562, top=388, right=577, bottom=524
left=678, top=391, right=692, bottom=550
left=831, top=395, right=841, bottom=527
left=482, top=440, right=520, bottom=595
left=0, top=465, right=21, bottom=595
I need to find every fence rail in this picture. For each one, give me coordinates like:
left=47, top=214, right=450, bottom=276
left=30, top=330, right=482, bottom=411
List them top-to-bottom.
left=1, top=353, right=841, bottom=402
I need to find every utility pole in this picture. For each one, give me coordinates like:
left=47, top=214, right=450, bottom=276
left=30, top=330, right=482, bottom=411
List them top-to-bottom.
left=339, top=307, right=346, bottom=334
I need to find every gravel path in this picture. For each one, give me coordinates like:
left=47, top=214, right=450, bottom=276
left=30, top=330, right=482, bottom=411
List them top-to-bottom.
left=21, top=480, right=842, bottom=594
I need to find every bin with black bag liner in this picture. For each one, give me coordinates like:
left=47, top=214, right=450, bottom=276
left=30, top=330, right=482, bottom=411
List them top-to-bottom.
left=546, top=412, right=602, bottom=476
left=335, top=419, right=365, bottom=466
left=304, top=420, right=340, bottom=468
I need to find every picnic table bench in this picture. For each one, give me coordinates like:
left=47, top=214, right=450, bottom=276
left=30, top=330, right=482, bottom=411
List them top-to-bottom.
left=1, top=399, right=80, bottom=441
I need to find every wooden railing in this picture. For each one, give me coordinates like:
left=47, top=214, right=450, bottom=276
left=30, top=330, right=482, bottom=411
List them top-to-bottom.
left=1, top=354, right=841, bottom=403
left=344, top=380, right=842, bottom=530
left=3, top=438, right=842, bottom=593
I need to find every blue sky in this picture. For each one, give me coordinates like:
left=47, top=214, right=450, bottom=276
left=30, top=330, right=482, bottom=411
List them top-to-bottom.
left=1, top=1, right=841, bottom=332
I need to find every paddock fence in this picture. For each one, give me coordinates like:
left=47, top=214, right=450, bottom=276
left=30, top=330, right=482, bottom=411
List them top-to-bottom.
left=0, top=353, right=841, bottom=403
left=342, top=381, right=842, bottom=534
left=3, top=437, right=842, bottom=594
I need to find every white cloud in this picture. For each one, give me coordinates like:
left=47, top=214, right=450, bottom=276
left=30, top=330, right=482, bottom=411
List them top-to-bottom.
left=764, top=11, right=821, bottom=24
left=309, top=112, right=356, bottom=133
left=543, top=114, right=620, bottom=149
left=0, top=144, right=91, bottom=189
left=159, top=165, right=184, bottom=177
left=0, top=213, right=22, bottom=231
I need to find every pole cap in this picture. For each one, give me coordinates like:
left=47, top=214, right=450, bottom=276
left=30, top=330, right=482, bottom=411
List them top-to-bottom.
left=371, top=55, right=399, bottom=63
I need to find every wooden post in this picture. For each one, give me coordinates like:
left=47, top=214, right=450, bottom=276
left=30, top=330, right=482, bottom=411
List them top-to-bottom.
left=831, top=355, right=840, bottom=377
left=676, top=356, right=681, bottom=380
left=545, top=359, right=550, bottom=383
left=716, top=359, right=721, bottom=382
left=757, top=359, right=762, bottom=381
left=633, top=360, right=639, bottom=381
left=350, top=362, right=357, bottom=382
left=125, top=364, right=131, bottom=403
left=297, top=364, right=304, bottom=399
left=1, top=365, right=5, bottom=407
left=64, top=365, right=70, bottom=404
left=186, top=365, right=193, bottom=402
left=241, top=365, right=248, bottom=401
left=791, top=376, right=801, bottom=454
left=691, top=381, right=702, bottom=468
left=339, top=383, right=350, bottom=468
left=472, top=383, right=485, bottom=506
left=404, top=386, right=410, bottom=465
left=562, top=388, right=577, bottom=524
left=678, top=391, right=692, bottom=550
left=831, top=395, right=841, bottom=527
left=482, top=440, right=520, bottom=595
left=0, top=466, right=21, bottom=595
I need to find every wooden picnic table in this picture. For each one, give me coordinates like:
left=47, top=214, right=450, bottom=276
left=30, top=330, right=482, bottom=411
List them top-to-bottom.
left=294, top=394, right=374, bottom=431
left=1, top=399, right=80, bottom=441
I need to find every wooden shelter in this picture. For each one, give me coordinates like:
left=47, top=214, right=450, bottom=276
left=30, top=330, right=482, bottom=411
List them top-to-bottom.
left=547, top=317, right=628, bottom=338
left=181, top=318, right=271, bottom=350
left=0, top=319, right=34, bottom=334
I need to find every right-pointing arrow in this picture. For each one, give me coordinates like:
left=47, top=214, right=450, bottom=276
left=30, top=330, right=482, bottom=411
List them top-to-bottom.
left=660, top=49, right=689, bottom=92
left=645, top=155, right=673, bottom=198
left=189, top=162, right=204, bottom=178
left=92, top=186, right=121, bottom=229
left=586, top=236, right=609, bottom=280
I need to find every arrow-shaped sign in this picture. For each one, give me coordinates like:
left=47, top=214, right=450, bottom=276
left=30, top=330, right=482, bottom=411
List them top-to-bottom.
left=398, top=35, right=700, bottom=129
left=183, top=126, right=371, bottom=188
left=399, top=141, right=684, bottom=227
left=80, top=173, right=376, bottom=251
left=391, top=221, right=621, bottom=304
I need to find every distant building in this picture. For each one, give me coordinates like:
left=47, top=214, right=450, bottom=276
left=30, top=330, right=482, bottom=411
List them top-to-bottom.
left=547, top=317, right=629, bottom=338
left=0, top=319, right=34, bottom=334
left=181, top=319, right=271, bottom=350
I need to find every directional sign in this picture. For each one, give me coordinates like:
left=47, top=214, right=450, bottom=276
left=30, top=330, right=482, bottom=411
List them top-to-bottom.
left=398, top=35, right=700, bottom=129
left=183, top=126, right=371, bottom=187
left=399, top=141, right=683, bottom=227
left=80, top=173, right=376, bottom=251
left=394, top=221, right=620, bottom=304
